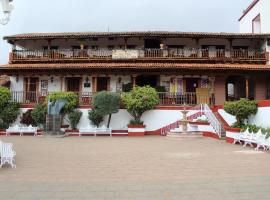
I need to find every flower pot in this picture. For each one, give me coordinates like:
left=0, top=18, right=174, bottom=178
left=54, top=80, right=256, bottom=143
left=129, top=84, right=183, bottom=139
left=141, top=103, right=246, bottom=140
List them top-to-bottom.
left=128, top=125, right=146, bottom=136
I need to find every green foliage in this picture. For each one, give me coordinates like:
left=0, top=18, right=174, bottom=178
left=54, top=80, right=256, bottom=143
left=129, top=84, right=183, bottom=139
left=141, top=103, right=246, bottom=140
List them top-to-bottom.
left=122, top=83, right=132, bottom=92
left=155, top=85, right=166, bottom=93
left=122, top=86, right=159, bottom=124
left=0, top=87, right=11, bottom=108
left=0, top=87, right=20, bottom=129
left=92, top=91, right=120, bottom=128
left=46, top=92, right=78, bottom=114
left=224, top=98, right=257, bottom=125
left=0, top=102, right=20, bottom=129
left=31, top=103, right=47, bottom=128
left=20, top=109, right=36, bottom=126
left=88, top=109, right=104, bottom=127
left=68, top=110, right=82, bottom=130
left=129, top=119, right=144, bottom=125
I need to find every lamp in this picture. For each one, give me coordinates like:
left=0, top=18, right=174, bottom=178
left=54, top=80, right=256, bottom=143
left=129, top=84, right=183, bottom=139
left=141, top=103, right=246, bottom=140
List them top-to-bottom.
left=0, top=0, right=14, bottom=25
left=50, top=76, right=54, bottom=83
left=85, top=76, right=89, bottom=83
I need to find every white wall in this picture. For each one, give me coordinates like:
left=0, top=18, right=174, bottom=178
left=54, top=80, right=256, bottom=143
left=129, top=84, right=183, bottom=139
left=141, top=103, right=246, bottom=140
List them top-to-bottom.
left=239, top=0, right=270, bottom=33
left=13, top=108, right=198, bottom=132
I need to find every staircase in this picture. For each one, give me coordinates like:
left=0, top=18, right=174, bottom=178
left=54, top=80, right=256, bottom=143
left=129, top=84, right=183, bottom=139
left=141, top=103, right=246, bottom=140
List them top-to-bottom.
left=212, top=111, right=227, bottom=138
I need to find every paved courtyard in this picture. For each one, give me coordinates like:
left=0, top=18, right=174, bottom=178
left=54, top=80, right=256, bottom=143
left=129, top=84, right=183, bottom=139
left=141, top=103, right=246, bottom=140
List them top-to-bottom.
left=0, top=136, right=270, bottom=200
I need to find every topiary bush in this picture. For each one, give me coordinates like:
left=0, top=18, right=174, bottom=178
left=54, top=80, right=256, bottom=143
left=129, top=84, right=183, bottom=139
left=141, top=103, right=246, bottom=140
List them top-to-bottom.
left=121, top=86, right=159, bottom=125
left=0, top=87, right=20, bottom=129
left=92, top=91, right=120, bottom=128
left=45, top=92, right=78, bottom=114
left=224, top=98, right=257, bottom=126
left=31, top=103, right=47, bottom=128
left=88, top=109, right=104, bottom=127
left=68, top=110, right=82, bottom=130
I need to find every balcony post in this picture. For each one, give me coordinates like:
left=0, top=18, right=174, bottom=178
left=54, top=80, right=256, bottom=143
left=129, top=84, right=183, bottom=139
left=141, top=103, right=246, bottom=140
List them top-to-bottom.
left=131, top=74, right=137, bottom=89
left=92, top=75, right=98, bottom=92
left=209, top=76, right=215, bottom=105
left=245, top=76, right=250, bottom=99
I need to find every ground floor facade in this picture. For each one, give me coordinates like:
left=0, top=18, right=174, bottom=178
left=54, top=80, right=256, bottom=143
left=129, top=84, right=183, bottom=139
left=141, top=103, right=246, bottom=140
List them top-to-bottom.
left=8, top=72, right=270, bottom=106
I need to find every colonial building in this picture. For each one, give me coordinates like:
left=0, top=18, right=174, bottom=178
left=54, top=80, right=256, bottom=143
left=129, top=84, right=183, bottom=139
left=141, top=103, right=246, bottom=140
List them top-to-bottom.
left=239, top=0, right=270, bottom=33
left=0, top=31, right=270, bottom=106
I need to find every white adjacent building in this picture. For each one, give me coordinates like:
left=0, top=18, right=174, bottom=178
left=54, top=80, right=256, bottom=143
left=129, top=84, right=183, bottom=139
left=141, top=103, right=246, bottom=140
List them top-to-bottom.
left=239, top=0, right=270, bottom=33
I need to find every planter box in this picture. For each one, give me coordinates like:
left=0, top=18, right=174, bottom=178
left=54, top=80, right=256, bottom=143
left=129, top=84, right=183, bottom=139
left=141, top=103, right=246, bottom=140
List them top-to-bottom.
left=189, top=121, right=210, bottom=126
left=128, top=125, right=146, bottom=136
left=224, top=126, right=241, bottom=133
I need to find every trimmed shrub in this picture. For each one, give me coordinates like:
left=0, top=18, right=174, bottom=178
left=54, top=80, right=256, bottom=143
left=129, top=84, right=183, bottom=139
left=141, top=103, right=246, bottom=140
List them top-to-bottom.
left=0, top=86, right=11, bottom=108
left=121, top=86, right=159, bottom=124
left=92, top=91, right=120, bottom=128
left=224, top=98, right=257, bottom=126
left=0, top=102, right=20, bottom=129
left=31, top=103, right=47, bottom=128
left=88, top=109, right=103, bottom=127
left=68, top=110, right=82, bottom=130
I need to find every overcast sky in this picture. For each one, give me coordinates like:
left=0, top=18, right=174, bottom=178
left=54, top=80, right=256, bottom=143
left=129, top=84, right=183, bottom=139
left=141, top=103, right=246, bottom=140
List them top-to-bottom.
left=0, top=0, right=252, bottom=64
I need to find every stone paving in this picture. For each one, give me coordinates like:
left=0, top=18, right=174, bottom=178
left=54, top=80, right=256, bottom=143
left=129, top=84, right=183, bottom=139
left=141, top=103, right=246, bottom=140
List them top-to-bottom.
left=0, top=136, right=270, bottom=199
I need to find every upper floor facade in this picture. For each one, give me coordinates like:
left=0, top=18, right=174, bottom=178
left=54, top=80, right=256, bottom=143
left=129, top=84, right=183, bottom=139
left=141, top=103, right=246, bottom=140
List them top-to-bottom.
left=239, top=0, right=270, bottom=34
left=4, top=32, right=270, bottom=65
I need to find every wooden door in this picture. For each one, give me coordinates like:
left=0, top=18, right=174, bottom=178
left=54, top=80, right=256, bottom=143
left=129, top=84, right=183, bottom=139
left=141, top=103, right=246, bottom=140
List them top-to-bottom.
left=66, top=77, right=81, bottom=92
left=97, top=77, right=110, bottom=92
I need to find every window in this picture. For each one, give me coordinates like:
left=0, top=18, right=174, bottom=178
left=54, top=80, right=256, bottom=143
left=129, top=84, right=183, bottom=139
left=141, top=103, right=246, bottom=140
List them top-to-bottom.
left=252, top=14, right=261, bottom=34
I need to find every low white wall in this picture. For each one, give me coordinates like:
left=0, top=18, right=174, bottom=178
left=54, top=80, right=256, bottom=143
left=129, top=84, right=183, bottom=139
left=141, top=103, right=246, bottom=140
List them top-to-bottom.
left=218, top=107, right=270, bottom=128
left=249, top=107, right=270, bottom=128
left=12, top=108, right=198, bottom=132
left=218, top=109, right=236, bottom=126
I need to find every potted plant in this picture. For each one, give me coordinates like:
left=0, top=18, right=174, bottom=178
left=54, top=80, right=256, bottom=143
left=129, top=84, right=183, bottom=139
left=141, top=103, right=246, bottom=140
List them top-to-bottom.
left=122, top=86, right=159, bottom=136
left=67, top=109, right=82, bottom=132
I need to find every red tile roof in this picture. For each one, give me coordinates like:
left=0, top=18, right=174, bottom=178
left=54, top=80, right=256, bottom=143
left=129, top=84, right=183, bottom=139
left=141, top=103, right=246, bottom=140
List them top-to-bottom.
left=239, top=0, right=260, bottom=21
left=4, top=31, right=270, bottom=41
left=1, top=63, right=269, bottom=71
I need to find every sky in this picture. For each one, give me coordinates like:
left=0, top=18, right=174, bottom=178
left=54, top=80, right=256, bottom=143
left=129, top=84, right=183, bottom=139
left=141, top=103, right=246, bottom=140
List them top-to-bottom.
left=0, top=0, right=252, bottom=64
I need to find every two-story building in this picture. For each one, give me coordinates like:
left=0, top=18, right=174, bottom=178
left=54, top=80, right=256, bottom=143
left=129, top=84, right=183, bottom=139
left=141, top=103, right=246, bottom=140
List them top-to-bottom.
left=0, top=31, right=269, bottom=107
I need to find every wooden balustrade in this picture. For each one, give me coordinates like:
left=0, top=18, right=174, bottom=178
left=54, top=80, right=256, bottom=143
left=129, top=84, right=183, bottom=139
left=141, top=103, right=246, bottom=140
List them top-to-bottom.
left=9, top=48, right=267, bottom=63
left=11, top=91, right=214, bottom=106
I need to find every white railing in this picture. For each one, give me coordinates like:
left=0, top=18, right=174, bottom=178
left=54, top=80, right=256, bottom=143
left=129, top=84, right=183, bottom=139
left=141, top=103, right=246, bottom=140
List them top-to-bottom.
left=202, top=104, right=222, bottom=138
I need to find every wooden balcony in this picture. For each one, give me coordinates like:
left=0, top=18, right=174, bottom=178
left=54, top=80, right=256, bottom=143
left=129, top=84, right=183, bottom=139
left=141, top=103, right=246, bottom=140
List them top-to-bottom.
left=9, top=48, right=268, bottom=64
left=11, top=91, right=213, bottom=107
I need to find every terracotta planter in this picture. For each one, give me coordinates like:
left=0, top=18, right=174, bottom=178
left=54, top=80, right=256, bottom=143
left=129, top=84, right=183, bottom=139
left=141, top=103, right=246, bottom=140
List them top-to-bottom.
left=189, top=121, right=210, bottom=126
left=128, top=125, right=146, bottom=136
left=224, top=126, right=241, bottom=133
left=65, top=129, right=79, bottom=133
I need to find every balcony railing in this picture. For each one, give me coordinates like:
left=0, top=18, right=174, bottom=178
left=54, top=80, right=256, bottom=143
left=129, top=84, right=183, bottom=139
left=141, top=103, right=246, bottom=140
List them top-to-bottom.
left=9, top=48, right=268, bottom=63
left=11, top=91, right=214, bottom=106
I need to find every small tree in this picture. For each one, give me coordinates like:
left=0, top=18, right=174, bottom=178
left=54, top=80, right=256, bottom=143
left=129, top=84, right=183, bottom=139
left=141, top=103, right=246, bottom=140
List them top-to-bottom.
left=121, top=86, right=159, bottom=125
left=0, top=87, right=20, bottom=129
left=92, top=91, right=120, bottom=128
left=224, top=98, right=258, bottom=126
left=31, top=103, right=47, bottom=128
left=88, top=109, right=104, bottom=127
left=68, top=110, right=82, bottom=130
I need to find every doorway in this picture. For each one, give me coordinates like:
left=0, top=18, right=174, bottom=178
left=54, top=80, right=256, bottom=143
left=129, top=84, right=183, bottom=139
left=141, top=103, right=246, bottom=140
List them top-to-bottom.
left=144, top=39, right=161, bottom=49
left=136, top=75, right=158, bottom=88
left=24, top=77, right=39, bottom=103
left=66, top=77, right=81, bottom=92
left=97, top=77, right=110, bottom=92
left=185, top=78, right=199, bottom=93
